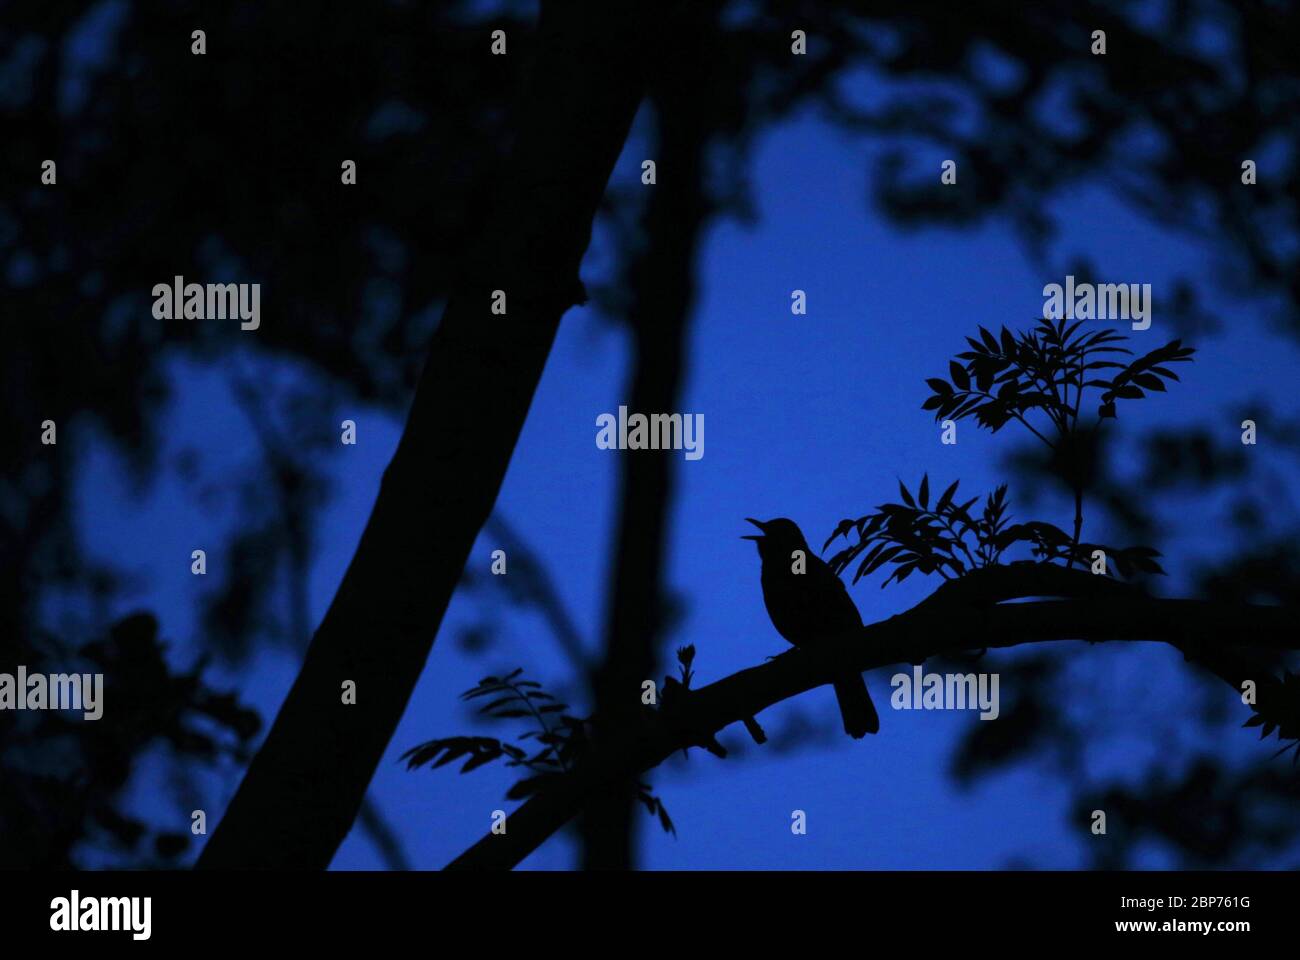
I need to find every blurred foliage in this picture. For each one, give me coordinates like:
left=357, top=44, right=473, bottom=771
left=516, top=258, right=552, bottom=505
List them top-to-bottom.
left=2, top=0, right=535, bottom=867
left=950, top=389, right=1300, bottom=867
left=0, top=612, right=259, bottom=868
left=1076, top=759, right=1300, bottom=869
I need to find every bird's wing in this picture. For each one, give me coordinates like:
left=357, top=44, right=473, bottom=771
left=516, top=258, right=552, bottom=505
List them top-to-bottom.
left=760, top=548, right=865, bottom=645
left=809, top=554, right=864, bottom=631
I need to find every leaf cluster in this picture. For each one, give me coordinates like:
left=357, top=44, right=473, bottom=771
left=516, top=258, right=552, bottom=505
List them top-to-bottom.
left=923, top=319, right=1193, bottom=440
left=825, top=475, right=1163, bottom=587
left=403, top=668, right=675, bottom=832
left=402, top=669, right=577, bottom=801
left=1244, top=670, right=1300, bottom=764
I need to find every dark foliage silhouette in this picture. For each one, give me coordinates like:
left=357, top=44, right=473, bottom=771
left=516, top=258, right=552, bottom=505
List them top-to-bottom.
left=7, top=0, right=1300, bottom=872
left=923, top=319, right=1194, bottom=561
left=824, top=320, right=1188, bottom=593
left=827, top=478, right=1163, bottom=586
left=1, top=613, right=258, bottom=868
left=404, top=668, right=675, bottom=836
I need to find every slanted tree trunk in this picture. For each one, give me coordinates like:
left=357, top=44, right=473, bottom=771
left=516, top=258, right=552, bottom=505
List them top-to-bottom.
left=198, top=0, right=645, bottom=870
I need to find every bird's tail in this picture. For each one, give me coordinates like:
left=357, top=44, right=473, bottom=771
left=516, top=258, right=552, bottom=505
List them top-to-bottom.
left=833, top=673, right=879, bottom=738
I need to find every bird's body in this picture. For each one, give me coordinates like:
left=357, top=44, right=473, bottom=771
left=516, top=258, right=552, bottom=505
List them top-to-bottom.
left=744, top=517, right=879, bottom=737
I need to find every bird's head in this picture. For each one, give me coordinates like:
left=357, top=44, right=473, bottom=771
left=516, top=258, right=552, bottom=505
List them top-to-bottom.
left=742, top=517, right=809, bottom=559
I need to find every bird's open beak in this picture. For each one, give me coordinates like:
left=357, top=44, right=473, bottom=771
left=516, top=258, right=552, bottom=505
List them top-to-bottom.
left=740, top=517, right=766, bottom=541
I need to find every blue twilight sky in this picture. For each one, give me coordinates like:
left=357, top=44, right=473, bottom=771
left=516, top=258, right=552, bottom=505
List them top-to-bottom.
left=66, top=46, right=1300, bottom=869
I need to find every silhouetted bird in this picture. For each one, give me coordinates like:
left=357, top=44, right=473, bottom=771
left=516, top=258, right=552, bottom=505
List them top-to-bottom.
left=743, top=517, right=879, bottom=737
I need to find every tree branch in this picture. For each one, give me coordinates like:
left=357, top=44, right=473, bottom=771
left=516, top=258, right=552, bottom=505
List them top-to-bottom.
left=445, top=566, right=1299, bottom=870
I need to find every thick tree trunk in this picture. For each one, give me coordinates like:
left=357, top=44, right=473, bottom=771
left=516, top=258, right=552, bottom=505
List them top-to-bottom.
left=198, top=0, right=645, bottom=869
